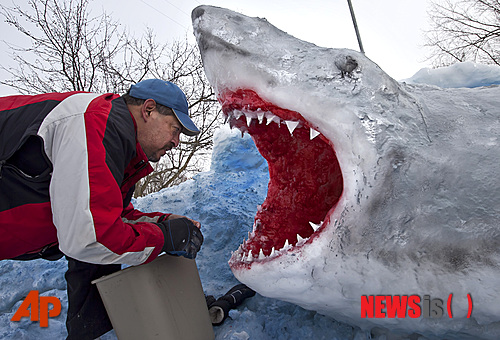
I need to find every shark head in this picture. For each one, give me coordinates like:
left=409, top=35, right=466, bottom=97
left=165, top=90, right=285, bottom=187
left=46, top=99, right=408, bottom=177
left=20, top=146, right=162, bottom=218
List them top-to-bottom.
left=193, top=5, right=500, bottom=338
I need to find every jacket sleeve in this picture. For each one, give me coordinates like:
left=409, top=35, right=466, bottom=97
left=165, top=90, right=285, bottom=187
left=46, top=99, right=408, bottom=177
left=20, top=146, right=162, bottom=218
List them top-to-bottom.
left=37, top=93, right=164, bottom=265
left=121, top=202, right=171, bottom=224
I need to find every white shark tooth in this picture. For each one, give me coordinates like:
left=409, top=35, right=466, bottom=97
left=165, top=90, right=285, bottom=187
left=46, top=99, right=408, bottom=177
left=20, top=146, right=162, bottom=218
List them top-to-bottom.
left=233, top=111, right=243, bottom=120
left=257, top=111, right=265, bottom=124
left=266, top=114, right=276, bottom=125
left=246, top=115, right=253, bottom=127
left=285, top=120, right=299, bottom=135
left=310, top=128, right=320, bottom=140
left=252, top=220, right=258, bottom=232
left=309, top=221, right=321, bottom=232
left=297, top=234, right=305, bottom=244
left=283, top=239, right=290, bottom=249
left=270, top=247, right=276, bottom=257
left=247, top=249, right=253, bottom=261
left=258, top=249, right=265, bottom=260
left=235, top=251, right=242, bottom=260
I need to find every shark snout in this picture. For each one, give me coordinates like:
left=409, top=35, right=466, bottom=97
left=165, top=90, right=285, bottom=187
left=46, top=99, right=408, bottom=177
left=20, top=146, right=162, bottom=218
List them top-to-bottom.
left=191, top=5, right=205, bottom=22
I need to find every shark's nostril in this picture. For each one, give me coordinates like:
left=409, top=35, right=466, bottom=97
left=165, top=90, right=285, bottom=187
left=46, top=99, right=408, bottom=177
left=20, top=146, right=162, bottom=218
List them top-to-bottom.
left=191, top=6, right=205, bottom=21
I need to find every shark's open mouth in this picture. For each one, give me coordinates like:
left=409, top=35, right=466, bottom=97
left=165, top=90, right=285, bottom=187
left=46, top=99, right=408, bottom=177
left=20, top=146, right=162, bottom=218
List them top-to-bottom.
left=221, top=89, right=344, bottom=267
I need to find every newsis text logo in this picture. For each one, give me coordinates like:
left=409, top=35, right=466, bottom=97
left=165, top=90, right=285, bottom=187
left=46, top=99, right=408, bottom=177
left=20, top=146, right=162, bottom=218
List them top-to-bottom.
left=361, top=294, right=473, bottom=319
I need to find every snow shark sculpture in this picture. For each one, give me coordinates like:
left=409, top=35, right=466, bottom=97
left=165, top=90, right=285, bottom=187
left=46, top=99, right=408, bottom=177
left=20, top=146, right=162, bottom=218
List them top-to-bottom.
left=192, top=5, right=500, bottom=339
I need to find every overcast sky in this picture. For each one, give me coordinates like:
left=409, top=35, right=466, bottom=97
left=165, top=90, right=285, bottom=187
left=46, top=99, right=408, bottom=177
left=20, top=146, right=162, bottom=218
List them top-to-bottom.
left=0, top=0, right=435, bottom=96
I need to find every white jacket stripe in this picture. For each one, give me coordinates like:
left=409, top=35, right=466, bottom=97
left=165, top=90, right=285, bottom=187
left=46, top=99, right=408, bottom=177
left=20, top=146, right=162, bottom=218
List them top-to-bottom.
left=38, top=93, right=154, bottom=265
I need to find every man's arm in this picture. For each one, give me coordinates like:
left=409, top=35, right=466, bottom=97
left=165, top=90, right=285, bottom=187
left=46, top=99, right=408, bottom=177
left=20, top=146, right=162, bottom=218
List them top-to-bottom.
left=38, top=93, right=164, bottom=265
left=121, top=202, right=171, bottom=224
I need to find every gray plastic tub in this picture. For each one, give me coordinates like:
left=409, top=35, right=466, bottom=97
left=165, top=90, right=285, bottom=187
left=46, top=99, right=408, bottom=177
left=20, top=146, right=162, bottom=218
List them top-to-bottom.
left=92, top=254, right=214, bottom=340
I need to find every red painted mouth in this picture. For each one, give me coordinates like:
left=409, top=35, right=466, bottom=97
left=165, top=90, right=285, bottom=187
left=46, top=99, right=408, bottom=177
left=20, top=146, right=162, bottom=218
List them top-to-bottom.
left=220, top=89, right=343, bottom=267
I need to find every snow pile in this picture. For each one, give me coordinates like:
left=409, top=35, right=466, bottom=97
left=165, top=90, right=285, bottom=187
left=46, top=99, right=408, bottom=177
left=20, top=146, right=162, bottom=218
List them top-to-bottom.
left=403, top=61, right=500, bottom=88
left=1, top=62, right=499, bottom=339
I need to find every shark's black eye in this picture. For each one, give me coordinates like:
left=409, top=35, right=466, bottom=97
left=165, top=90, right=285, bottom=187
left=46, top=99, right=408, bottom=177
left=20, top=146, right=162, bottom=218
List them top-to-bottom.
left=335, top=56, right=359, bottom=77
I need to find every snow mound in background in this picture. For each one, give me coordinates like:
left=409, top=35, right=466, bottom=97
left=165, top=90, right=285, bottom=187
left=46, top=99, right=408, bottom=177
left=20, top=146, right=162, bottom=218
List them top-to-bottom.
left=403, top=61, right=500, bottom=88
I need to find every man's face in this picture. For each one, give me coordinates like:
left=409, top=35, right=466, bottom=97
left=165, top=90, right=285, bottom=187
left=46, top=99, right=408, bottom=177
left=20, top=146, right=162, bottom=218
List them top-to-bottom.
left=138, top=109, right=182, bottom=162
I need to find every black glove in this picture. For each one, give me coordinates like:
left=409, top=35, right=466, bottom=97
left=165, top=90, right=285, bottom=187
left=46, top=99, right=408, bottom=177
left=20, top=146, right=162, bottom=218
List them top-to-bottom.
left=156, top=217, right=203, bottom=259
left=206, top=284, right=256, bottom=326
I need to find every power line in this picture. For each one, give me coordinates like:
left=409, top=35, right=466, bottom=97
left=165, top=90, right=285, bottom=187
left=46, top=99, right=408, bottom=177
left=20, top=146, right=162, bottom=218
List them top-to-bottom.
left=140, top=0, right=189, bottom=31
left=161, top=0, right=191, bottom=17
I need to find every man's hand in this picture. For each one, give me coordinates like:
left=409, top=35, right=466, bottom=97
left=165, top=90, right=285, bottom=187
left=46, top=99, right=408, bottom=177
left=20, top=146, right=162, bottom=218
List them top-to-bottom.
left=156, top=218, right=203, bottom=259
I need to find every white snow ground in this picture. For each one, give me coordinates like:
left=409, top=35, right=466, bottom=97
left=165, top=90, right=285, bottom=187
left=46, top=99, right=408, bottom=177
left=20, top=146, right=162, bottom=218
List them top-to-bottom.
left=0, top=62, right=499, bottom=339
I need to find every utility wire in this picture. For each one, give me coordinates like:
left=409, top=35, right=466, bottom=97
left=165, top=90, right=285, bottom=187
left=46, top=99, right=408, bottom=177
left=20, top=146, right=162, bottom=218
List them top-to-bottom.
left=140, top=0, right=188, bottom=30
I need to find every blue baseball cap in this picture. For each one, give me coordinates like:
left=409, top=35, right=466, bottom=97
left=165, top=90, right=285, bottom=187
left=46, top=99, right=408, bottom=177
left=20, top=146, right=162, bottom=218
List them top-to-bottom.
left=129, top=79, right=200, bottom=136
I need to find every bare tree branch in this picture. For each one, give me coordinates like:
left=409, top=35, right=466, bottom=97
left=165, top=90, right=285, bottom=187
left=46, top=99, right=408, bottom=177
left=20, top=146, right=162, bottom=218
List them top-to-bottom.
left=0, top=0, right=223, bottom=197
left=425, top=0, right=500, bottom=66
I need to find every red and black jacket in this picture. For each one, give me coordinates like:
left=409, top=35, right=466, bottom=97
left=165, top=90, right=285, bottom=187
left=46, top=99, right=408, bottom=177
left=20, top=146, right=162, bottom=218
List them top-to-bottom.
left=0, top=92, right=168, bottom=264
